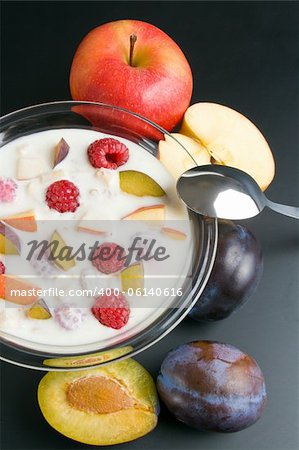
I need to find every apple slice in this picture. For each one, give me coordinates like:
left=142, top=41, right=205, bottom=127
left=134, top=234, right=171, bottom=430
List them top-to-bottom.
left=180, top=102, right=275, bottom=191
left=158, top=133, right=210, bottom=180
left=17, top=156, right=46, bottom=180
left=119, top=171, right=165, bottom=197
left=122, top=205, right=165, bottom=221
left=0, top=210, right=37, bottom=232
left=77, top=212, right=108, bottom=235
left=0, top=222, right=21, bottom=255
left=77, top=222, right=107, bottom=235
left=161, top=227, right=187, bottom=240
left=50, top=230, right=76, bottom=271
left=121, top=263, right=144, bottom=293
left=0, top=274, right=40, bottom=305
left=27, top=298, right=52, bottom=320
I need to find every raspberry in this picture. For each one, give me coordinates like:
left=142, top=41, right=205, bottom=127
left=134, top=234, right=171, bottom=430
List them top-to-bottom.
left=87, top=138, right=129, bottom=169
left=0, top=177, right=17, bottom=202
left=46, top=180, right=80, bottom=213
left=92, top=242, right=126, bottom=274
left=29, top=248, right=57, bottom=277
left=0, top=262, right=5, bottom=274
left=92, top=290, right=130, bottom=329
left=54, top=303, right=86, bottom=330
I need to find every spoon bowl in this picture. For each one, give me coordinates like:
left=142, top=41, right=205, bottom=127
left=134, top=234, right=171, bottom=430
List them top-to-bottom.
left=177, top=165, right=299, bottom=220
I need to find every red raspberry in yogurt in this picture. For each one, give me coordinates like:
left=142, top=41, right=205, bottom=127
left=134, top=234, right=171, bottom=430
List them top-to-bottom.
left=0, top=177, right=17, bottom=202
left=54, top=304, right=86, bottom=330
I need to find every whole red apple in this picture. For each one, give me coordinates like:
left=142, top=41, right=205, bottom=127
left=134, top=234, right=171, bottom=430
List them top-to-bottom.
left=70, top=20, right=193, bottom=132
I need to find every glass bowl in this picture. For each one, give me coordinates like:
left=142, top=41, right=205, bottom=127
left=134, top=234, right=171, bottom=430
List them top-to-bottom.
left=0, top=101, right=217, bottom=371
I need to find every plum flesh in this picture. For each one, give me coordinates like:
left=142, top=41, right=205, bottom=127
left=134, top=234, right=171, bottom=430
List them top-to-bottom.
left=190, top=219, right=263, bottom=321
left=157, top=340, right=267, bottom=433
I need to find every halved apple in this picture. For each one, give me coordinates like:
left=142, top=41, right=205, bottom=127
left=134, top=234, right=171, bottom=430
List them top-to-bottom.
left=180, top=102, right=275, bottom=191
left=158, top=133, right=210, bottom=180
left=119, top=171, right=165, bottom=197
left=122, top=205, right=165, bottom=221
left=0, top=210, right=37, bottom=232
left=0, top=222, right=21, bottom=255
left=161, top=227, right=187, bottom=240
left=50, top=230, right=76, bottom=271
left=121, top=263, right=144, bottom=293
left=0, top=274, right=40, bottom=304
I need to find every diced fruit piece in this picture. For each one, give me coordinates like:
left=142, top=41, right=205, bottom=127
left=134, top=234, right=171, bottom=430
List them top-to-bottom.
left=180, top=102, right=275, bottom=191
left=158, top=133, right=210, bottom=180
left=53, top=138, right=70, bottom=168
left=88, top=138, right=129, bottom=169
left=17, top=156, right=46, bottom=180
left=95, top=168, right=120, bottom=196
left=119, top=171, right=165, bottom=197
left=0, top=177, right=18, bottom=202
left=26, top=180, right=41, bottom=202
left=46, top=180, right=80, bottom=213
left=122, top=205, right=165, bottom=221
left=0, top=210, right=37, bottom=232
left=77, top=213, right=107, bottom=235
left=189, top=220, right=263, bottom=321
left=0, top=222, right=21, bottom=255
left=77, top=224, right=106, bottom=235
left=161, top=227, right=187, bottom=240
left=50, top=230, right=76, bottom=271
left=92, top=242, right=126, bottom=274
left=0, top=261, right=5, bottom=274
left=121, top=263, right=144, bottom=293
left=0, top=275, right=40, bottom=304
left=92, top=290, right=130, bottom=329
left=27, top=299, right=52, bottom=320
left=54, top=303, right=86, bottom=330
left=157, top=340, right=267, bottom=433
left=43, top=346, right=133, bottom=368
left=38, top=358, right=159, bottom=445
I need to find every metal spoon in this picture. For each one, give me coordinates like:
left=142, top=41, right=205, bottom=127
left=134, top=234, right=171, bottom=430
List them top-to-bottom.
left=176, top=165, right=299, bottom=220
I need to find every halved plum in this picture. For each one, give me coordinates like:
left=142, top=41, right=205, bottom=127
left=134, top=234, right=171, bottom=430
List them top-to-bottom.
left=38, top=358, right=159, bottom=445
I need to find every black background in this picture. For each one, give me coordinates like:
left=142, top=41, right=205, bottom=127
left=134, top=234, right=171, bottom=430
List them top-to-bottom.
left=1, top=2, right=299, bottom=450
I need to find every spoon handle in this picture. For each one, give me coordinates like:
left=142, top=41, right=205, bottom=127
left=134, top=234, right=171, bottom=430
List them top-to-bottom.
left=267, top=199, right=299, bottom=219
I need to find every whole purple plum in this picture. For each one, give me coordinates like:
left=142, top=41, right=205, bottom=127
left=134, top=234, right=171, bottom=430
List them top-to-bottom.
left=189, top=220, right=263, bottom=321
left=157, top=341, right=267, bottom=432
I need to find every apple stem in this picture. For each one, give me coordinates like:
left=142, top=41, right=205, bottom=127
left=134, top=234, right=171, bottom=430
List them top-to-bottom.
left=129, top=34, right=137, bottom=67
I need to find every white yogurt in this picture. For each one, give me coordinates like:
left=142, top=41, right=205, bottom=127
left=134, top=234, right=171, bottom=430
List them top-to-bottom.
left=0, top=129, right=193, bottom=352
